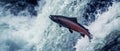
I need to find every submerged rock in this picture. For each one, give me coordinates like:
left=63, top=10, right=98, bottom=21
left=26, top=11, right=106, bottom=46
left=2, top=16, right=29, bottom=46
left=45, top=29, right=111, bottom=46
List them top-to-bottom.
left=95, top=30, right=120, bottom=51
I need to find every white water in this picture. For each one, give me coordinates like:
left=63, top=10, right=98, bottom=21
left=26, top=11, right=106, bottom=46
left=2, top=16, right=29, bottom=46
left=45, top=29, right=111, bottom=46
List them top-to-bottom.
left=0, top=0, right=120, bottom=51
left=0, top=0, right=89, bottom=51
left=75, top=2, right=120, bottom=51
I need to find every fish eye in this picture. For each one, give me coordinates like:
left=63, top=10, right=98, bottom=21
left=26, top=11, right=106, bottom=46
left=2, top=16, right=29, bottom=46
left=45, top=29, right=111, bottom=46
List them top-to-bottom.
left=53, top=17, right=56, bottom=19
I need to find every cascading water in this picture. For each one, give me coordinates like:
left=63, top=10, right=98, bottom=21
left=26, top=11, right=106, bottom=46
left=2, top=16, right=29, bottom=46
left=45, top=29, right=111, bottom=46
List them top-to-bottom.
left=0, top=0, right=120, bottom=51
left=75, top=2, right=120, bottom=51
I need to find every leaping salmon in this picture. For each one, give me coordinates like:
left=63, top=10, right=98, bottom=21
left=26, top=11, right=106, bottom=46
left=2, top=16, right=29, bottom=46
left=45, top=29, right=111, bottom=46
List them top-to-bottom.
left=49, top=15, right=92, bottom=40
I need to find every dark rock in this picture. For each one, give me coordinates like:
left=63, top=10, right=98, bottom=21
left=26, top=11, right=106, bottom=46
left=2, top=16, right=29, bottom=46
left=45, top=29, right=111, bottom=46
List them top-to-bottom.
left=0, top=0, right=39, bottom=16
left=0, top=0, right=38, bottom=6
left=26, top=0, right=38, bottom=6
left=82, top=0, right=113, bottom=25
left=95, top=30, right=120, bottom=51
left=117, top=37, right=120, bottom=43
left=110, top=44, right=120, bottom=51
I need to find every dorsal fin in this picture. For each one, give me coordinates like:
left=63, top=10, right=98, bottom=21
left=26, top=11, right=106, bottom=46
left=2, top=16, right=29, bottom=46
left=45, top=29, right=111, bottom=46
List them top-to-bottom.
left=66, top=17, right=78, bottom=23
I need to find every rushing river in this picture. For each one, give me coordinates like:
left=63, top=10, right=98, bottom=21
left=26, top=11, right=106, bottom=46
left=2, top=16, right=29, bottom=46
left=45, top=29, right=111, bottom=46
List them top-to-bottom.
left=0, top=0, right=120, bottom=51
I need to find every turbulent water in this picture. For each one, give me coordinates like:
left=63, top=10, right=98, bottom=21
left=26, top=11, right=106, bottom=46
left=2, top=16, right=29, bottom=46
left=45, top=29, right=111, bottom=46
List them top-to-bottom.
left=0, top=0, right=120, bottom=51
left=75, top=2, right=120, bottom=51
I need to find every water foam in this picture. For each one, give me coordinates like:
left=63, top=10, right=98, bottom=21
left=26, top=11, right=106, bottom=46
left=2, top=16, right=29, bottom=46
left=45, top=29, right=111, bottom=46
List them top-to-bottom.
left=75, top=2, right=120, bottom=51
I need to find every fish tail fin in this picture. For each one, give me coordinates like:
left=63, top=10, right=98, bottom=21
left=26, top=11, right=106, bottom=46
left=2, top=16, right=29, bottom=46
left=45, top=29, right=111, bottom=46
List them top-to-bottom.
left=80, top=33, right=93, bottom=42
left=88, top=34, right=93, bottom=42
left=89, top=34, right=93, bottom=39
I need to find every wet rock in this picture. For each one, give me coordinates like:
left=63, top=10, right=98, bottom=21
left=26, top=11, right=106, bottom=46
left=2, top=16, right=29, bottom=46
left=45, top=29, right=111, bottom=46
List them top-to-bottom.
left=0, top=0, right=39, bottom=16
left=0, top=0, right=39, bottom=6
left=82, top=0, right=113, bottom=25
left=95, top=30, right=120, bottom=51
left=110, top=44, right=120, bottom=51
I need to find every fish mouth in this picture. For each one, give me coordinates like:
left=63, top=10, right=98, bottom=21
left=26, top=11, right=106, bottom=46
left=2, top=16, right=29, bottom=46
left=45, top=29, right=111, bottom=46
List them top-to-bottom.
left=49, top=15, right=57, bottom=20
left=49, top=15, right=52, bottom=19
left=49, top=15, right=54, bottom=21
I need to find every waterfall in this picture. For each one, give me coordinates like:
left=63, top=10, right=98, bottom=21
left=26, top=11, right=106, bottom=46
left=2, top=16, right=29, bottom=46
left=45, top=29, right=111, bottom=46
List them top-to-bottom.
left=0, top=0, right=120, bottom=51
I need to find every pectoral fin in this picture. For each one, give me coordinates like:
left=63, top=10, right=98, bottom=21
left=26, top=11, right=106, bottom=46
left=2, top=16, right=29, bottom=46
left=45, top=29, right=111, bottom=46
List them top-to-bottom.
left=59, top=25, right=62, bottom=27
left=69, top=29, right=73, bottom=33
left=81, top=34, right=85, bottom=37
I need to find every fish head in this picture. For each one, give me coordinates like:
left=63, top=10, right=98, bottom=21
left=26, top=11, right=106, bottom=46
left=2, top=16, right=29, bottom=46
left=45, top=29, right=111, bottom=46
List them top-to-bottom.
left=49, top=15, right=60, bottom=22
